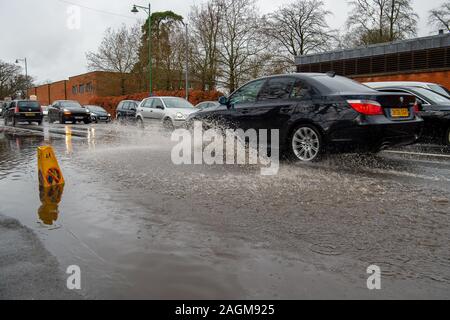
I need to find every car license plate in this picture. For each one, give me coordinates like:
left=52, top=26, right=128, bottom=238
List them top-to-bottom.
left=391, top=108, right=409, bottom=118
left=25, top=113, right=35, bottom=117
left=75, top=116, right=83, bottom=120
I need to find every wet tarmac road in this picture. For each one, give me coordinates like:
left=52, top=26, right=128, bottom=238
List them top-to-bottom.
left=0, top=120, right=449, bottom=299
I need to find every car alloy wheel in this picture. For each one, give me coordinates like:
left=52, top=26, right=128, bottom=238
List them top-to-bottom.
left=137, top=117, right=144, bottom=129
left=163, top=119, right=174, bottom=131
left=291, top=125, right=321, bottom=162
left=445, top=126, right=450, bottom=146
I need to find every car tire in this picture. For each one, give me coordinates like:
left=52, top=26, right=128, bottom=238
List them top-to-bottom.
left=60, top=115, right=65, bottom=124
left=4, top=117, right=8, bottom=126
left=12, top=117, right=16, bottom=127
left=137, top=117, right=144, bottom=129
left=163, top=118, right=174, bottom=131
left=84, top=119, right=91, bottom=124
left=37, top=121, right=43, bottom=126
left=287, top=124, right=323, bottom=162
left=444, top=126, right=450, bottom=146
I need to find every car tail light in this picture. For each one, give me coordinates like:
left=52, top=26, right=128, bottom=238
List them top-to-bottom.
left=347, top=100, right=383, bottom=116
left=413, top=102, right=420, bottom=114
left=14, top=105, right=19, bottom=113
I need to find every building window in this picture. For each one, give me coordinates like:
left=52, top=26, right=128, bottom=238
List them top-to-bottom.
left=86, top=82, right=93, bottom=93
left=79, top=84, right=85, bottom=94
left=72, top=86, right=78, bottom=94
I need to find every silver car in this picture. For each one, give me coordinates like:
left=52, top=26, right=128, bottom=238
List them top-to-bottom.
left=364, top=81, right=450, bottom=98
left=136, top=96, right=198, bottom=129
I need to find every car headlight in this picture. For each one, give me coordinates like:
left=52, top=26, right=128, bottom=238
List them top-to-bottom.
left=63, top=108, right=71, bottom=115
left=86, top=109, right=90, bottom=113
left=176, top=112, right=184, bottom=119
left=107, top=113, right=111, bottom=117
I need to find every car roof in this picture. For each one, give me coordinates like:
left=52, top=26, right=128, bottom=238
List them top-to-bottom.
left=364, top=81, right=439, bottom=87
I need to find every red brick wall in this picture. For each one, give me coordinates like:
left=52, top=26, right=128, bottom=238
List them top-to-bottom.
left=353, top=70, right=450, bottom=89
left=28, top=71, right=142, bottom=106
left=67, top=73, right=97, bottom=105
left=28, top=81, right=67, bottom=106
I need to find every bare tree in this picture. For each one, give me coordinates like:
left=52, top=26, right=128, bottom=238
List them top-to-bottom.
left=189, top=0, right=222, bottom=90
left=216, top=0, right=266, bottom=93
left=263, top=0, right=337, bottom=64
left=346, top=0, right=418, bottom=47
left=429, top=1, right=450, bottom=32
left=86, top=24, right=141, bottom=94
left=0, top=60, right=34, bottom=100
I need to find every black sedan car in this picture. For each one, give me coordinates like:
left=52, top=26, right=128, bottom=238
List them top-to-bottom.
left=187, top=73, right=423, bottom=162
left=369, top=85, right=450, bottom=146
left=4, top=100, right=43, bottom=126
left=48, top=100, right=91, bottom=124
left=116, top=100, right=140, bottom=123
left=85, top=105, right=111, bottom=123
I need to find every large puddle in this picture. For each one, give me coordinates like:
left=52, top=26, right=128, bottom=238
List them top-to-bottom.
left=0, top=124, right=449, bottom=299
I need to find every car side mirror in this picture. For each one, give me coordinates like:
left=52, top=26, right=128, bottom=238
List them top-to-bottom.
left=218, top=96, right=228, bottom=106
left=156, top=105, right=164, bottom=110
left=130, top=107, right=136, bottom=111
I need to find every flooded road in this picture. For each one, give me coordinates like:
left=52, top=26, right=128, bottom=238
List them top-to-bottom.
left=0, top=120, right=449, bottom=299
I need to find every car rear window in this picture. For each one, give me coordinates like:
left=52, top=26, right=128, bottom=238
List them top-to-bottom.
left=311, top=75, right=376, bottom=94
left=428, top=84, right=450, bottom=97
left=18, top=101, right=40, bottom=110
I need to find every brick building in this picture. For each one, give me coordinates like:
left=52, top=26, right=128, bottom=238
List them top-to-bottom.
left=295, top=33, right=450, bottom=89
left=28, top=71, right=140, bottom=105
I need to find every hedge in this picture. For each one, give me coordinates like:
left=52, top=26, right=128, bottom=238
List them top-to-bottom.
left=88, top=90, right=223, bottom=116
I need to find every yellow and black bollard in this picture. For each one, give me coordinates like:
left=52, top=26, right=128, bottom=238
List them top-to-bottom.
left=37, top=146, right=65, bottom=188
left=37, top=146, right=65, bottom=226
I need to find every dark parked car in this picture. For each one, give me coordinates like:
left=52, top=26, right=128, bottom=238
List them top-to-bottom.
left=187, top=73, right=423, bottom=162
left=369, top=85, right=450, bottom=146
left=4, top=100, right=43, bottom=126
left=48, top=100, right=91, bottom=124
left=116, top=100, right=140, bottom=123
left=0, top=101, right=7, bottom=118
left=85, top=105, right=111, bottom=123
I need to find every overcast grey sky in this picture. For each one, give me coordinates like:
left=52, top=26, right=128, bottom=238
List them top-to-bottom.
left=0, top=0, right=444, bottom=83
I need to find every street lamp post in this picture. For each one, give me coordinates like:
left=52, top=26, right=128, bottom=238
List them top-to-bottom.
left=132, top=4, right=152, bottom=96
left=184, top=22, right=189, bottom=101
left=16, top=58, right=28, bottom=98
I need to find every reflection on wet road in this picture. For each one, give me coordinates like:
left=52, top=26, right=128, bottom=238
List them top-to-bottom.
left=0, top=120, right=449, bottom=299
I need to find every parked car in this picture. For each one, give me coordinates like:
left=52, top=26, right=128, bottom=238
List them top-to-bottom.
left=186, top=73, right=423, bottom=162
left=364, top=81, right=450, bottom=98
left=366, top=84, right=450, bottom=145
left=136, top=97, right=198, bottom=129
left=4, top=100, right=43, bottom=126
left=48, top=100, right=91, bottom=124
left=116, top=100, right=140, bottom=123
left=0, top=101, right=3, bottom=117
left=1, top=101, right=11, bottom=118
left=195, top=101, right=221, bottom=111
left=85, top=105, right=111, bottom=123
left=41, top=106, right=49, bottom=117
